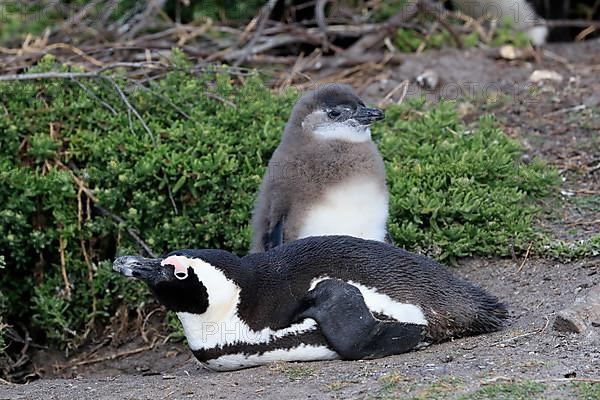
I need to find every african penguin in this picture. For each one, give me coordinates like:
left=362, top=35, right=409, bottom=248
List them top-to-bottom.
left=450, top=0, right=548, bottom=46
left=251, top=83, right=390, bottom=253
left=113, top=235, right=508, bottom=371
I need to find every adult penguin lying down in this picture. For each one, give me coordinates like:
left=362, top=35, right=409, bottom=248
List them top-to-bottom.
left=113, top=236, right=507, bottom=371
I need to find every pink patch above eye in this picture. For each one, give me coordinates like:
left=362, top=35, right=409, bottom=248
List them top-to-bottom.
left=161, top=256, right=189, bottom=279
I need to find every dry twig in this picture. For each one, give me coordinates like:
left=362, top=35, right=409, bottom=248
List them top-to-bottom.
left=234, top=0, right=279, bottom=67
left=316, top=0, right=330, bottom=51
left=418, top=0, right=463, bottom=49
left=346, top=1, right=419, bottom=55
left=104, top=75, right=157, bottom=145
left=125, top=77, right=192, bottom=120
left=70, top=78, right=118, bottom=115
left=382, top=80, right=410, bottom=104
left=56, top=161, right=157, bottom=258
left=76, top=187, right=97, bottom=342
left=566, top=219, right=600, bottom=227
left=58, top=236, right=72, bottom=299
left=517, top=242, right=533, bottom=272
left=141, top=307, right=165, bottom=344
left=64, top=339, right=158, bottom=369
left=483, top=375, right=600, bottom=384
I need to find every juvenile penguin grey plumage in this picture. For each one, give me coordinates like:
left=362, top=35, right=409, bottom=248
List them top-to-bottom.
left=450, top=0, right=547, bottom=45
left=251, top=83, right=389, bottom=252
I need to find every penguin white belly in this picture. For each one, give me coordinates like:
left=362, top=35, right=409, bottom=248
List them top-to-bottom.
left=298, top=177, right=388, bottom=241
left=177, top=311, right=339, bottom=371
left=206, top=345, right=339, bottom=371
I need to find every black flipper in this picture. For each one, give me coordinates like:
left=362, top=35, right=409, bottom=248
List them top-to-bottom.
left=262, top=217, right=284, bottom=251
left=298, top=279, right=425, bottom=360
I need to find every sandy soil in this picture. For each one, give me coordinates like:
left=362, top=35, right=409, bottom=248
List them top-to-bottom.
left=1, top=39, right=598, bottom=400
left=2, top=257, right=599, bottom=399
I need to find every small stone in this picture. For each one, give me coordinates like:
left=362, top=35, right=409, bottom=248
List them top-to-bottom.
left=494, top=45, right=534, bottom=60
left=499, top=45, right=519, bottom=60
left=529, top=70, right=564, bottom=83
left=583, top=93, right=600, bottom=108
left=456, top=102, right=475, bottom=118
left=560, top=190, right=575, bottom=197
left=554, top=285, right=600, bottom=334
left=554, top=311, right=585, bottom=333
left=441, top=355, right=453, bottom=363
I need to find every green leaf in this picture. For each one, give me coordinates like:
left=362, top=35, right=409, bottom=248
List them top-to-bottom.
left=172, top=175, right=187, bottom=194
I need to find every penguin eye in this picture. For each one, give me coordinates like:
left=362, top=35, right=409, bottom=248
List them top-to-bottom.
left=327, top=109, right=341, bottom=119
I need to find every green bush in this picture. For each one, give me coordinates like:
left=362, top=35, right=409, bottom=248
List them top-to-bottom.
left=168, top=0, right=266, bottom=22
left=0, top=1, right=265, bottom=46
left=393, top=18, right=531, bottom=52
left=0, top=55, right=558, bottom=349
left=0, top=55, right=297, bottom=347
left=374, top=102, right=559, bottom=260
left=544, top=234, right=600, bottom=261
left=0, top=255, right=5, bottom=348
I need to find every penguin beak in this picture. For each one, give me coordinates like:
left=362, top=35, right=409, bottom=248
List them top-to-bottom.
left=353, top=105, right=384, bottom=125
left=113, top=256, right=170, bottom=285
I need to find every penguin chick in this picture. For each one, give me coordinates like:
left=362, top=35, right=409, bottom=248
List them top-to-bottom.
left=450, top=0, right=548, bottom=46
left=251, top=83, right=389, bottom=253
left=114, top=235, right=508, bottom=371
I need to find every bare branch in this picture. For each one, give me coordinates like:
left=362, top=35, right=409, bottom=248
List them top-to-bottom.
left=233, top=0, right=279, bottom=67
left=315, top=0, right=330, bottom=51
left=346, top=0, right=420, bottom=55
left=418, top=0, right=463, bottom=49
left=0, top=62, right=166, bottom=82
left=0, top=71, right=98, bottom=81
left=105, top=76, right=156, bottom=146
left=125, top=77, right=192, bottom=120
left=70, top=78, right=118, bottom=116
left=56, top=161, right=157, bottom=258
left=165, top=178, right=179, bottom=216
left=95, top=206, right=157, bottom=258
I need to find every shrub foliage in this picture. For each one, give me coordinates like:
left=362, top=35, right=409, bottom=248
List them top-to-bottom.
left=0, top=56, right=557, bottom=348
left=0, top=56, right=296, bottom=346
left=373, top=102, right=558, bottom=260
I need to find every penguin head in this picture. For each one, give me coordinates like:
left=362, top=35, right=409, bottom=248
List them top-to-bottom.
left=287, top=83, right=384, bottom=143
left=113, top=250, right=241, bottom=316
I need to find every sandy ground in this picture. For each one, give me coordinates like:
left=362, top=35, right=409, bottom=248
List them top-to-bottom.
left=1, top=39, right=599, bottom=399
left=2, top=258, right=599, bottom=399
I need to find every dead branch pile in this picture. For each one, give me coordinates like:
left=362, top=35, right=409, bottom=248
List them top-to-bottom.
left=0, top=0, right=598, bottom=91
left=0, top=0, right=491, bottom=90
